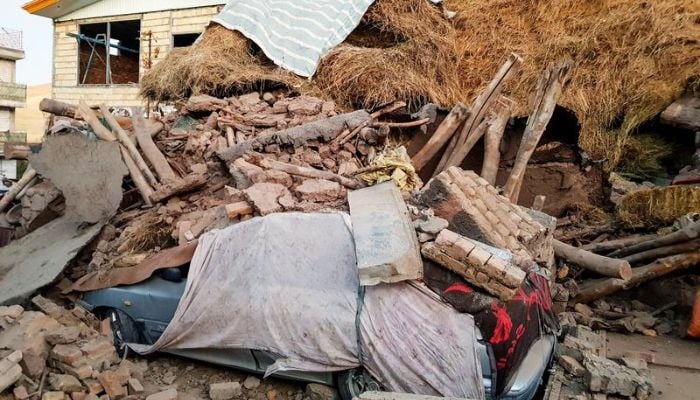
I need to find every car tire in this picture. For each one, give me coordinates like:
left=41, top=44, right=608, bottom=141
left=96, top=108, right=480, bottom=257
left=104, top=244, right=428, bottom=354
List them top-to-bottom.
left=107, top=308, right=144, bottom=357
left=337, top=369, right=382, bottom=400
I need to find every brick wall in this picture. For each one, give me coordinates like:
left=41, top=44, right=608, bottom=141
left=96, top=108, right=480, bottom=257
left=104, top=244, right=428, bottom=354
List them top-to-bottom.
left=53, top=5, right=221, bottom=107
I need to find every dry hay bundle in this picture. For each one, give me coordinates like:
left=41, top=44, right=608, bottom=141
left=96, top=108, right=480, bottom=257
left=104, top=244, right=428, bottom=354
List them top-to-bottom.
left=141, top=0, right=699, bottom=170
left=140, top=25, right=305, bottom=101
left=618, top=186, right=700, bottom=227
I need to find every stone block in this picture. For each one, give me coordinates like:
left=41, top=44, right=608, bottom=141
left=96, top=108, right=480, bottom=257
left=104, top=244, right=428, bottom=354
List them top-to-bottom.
left=348, top=182, right=423, bottom=286
left=209, top=381, right=242, bottom=399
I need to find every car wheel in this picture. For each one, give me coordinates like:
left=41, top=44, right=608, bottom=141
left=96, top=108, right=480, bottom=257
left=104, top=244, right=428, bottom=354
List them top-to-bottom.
left=107, top=309, right=143, bottom=357
left=337, top=369, right=382, bottom=400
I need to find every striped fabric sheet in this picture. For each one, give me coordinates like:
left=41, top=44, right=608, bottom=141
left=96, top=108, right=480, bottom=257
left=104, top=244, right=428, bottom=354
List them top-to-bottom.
left=212, top=0, right=376, bottom=77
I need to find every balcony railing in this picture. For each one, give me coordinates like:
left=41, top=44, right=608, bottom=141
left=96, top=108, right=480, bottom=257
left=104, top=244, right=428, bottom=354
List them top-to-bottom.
left=0, top=28, right=22, bottom=52
left=0, top=82, right=26, bottom=104
left=0, top=131, right=27, bottom=145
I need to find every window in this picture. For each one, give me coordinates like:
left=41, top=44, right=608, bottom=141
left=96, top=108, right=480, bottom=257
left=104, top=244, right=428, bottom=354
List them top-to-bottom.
left=78, top=20, right=141, bottom=85
left=173, top=33, right=200, bottom=48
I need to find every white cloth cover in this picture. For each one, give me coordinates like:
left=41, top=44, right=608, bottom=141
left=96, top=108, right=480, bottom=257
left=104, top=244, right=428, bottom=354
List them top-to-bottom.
left=212, top=0, right=375, bottom=77
left=131, top=213, right=483, bottom=399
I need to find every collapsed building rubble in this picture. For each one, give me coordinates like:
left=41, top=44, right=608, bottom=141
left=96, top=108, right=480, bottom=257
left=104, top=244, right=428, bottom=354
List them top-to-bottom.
left=0, top=30, right=698, bottom=398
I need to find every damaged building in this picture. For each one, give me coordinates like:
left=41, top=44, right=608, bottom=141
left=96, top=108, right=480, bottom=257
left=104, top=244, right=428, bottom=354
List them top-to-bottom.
left=22, top=0, right=226, bottom=107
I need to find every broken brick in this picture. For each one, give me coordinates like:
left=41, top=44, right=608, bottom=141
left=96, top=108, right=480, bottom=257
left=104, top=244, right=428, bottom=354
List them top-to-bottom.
left=295, top=179, right=344, bottom=203
left=244, top=183, right=292, bottom=216
left=225, top=202, right=254, bottom=219
left=46, top=326, right=81, bottom=345
left=50, top=344, right=84, bottom=367
left=49, top=373, right=83, bottom=392
left=210, top=381, right=242, bottom=400
left=146, top=388, right=178, bottom=400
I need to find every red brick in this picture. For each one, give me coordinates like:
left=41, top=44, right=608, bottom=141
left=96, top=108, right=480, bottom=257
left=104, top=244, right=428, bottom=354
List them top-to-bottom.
left=46, top=326, right=81, bottom=345
left=51, top=344, right=84, bottom=367
left=96, top=366, right=130, bottom=399
left=13, top=385, right=29, bottom=399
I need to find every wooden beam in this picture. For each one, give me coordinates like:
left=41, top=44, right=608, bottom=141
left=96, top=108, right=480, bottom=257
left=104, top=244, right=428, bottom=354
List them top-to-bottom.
left=503, top=59, right=572, bottom=203
left=481, top=98, right=512, bottom=185
left=411, top=103, right=469, bottom=171
left=99, top=104, right=158, bottom=187
left=131, top=107, right=179, bottom=184
left=0, top=168, right=37, bottom=213
left=553, top=239, right=632, bottom=280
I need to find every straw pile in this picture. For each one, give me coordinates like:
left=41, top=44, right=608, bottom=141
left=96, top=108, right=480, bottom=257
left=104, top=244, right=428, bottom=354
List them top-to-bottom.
left=140, top=0, right=700, bottom=170
left=618, top=186, right=700, bottom=227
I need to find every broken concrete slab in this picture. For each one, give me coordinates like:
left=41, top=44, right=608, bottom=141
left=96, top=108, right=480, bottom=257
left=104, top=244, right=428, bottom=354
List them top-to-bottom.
left=30, top=134, right=127, bottom=223
left=348, top=182, right=422, bottom=286
left=0, top=217, right=104, bottom=305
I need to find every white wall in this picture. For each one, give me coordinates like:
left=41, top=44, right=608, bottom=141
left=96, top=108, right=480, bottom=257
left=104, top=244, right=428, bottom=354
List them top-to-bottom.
left=0, top=60, right=14, bottom=82
left=0, top=108, right=11, bottom=131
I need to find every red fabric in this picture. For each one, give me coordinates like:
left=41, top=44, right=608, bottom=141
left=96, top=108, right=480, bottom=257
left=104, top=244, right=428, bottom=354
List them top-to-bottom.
left=424, top=262, right=557, bottom=395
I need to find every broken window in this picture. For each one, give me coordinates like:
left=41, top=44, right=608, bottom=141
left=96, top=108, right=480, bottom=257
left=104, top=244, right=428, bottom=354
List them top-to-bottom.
left=78, top=20, right=141, bottom=85
left=173, top=33, right=200, bottom=48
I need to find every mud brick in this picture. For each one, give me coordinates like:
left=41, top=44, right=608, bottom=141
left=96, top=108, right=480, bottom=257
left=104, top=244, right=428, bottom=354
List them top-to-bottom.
left=46, top=326, right=81, bottom=345
left=51, top=344, right=84, bottom=367
left=96, top=367, right=130, bottom=399
left=49, top=373, right=83, bottom=392
left=127, top=378, right=144, bottom=395
left=209, top=381, right=242, bottom=400
left=146, top=388, right=178, bottom=400
left=42, top=392, right=66, bottom=400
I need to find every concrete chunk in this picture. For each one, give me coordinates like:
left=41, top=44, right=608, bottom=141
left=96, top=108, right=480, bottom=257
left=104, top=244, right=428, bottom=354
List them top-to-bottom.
left=348, top=182, right=423, bottom=286
left=209, top=381, right=242, bottom=399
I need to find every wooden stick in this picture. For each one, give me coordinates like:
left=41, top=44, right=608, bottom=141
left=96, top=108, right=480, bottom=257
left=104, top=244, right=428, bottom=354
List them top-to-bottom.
left=436, top=53, right=523, bottom=174
left=503, top=59, right=572, bottom=203
left=40, top=98, right=80, bottom=119
left=481, top=98, right=512, bottom=185
left=78, top=100, right=117, bottom=142
left=333, top=101, right=407, bottom=146
left=411, top=103, right=469, bottom=171
left=99, top=104, right=158, bottom=187
left=130, top=107, right=179, bottom=184
left=371, top=117, right=432, bottom=128
left=146, top=120, right=164, bottom=137
left=226, top=126, right=235, bottom=147
left=119, top=146, right=153, bottom=207
left=248, top=153, right=363, bottom=189
left=0, top=168, right=37, bottom=213
left=150, top=174, right=207, bottom=203
left=608, top=220, right=700, bottom=258
left=582, top=234, right=659, bottom=254
left=623, top=238, right=700, bottom=265
left=553, top=239, right=632, bottom=280
left=573, top=252, right=700, bottom=303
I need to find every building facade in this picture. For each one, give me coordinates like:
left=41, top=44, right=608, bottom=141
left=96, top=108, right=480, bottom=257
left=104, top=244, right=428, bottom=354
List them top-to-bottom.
left=23, top=0, right=226, bottom=107
left=0, top=28, right=27, bottom=180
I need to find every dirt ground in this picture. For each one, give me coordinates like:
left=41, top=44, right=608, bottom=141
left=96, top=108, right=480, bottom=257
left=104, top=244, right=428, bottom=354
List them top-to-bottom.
left=606, top=332, right=700, bottom=400
left=131, top=353, right=307, bottom=400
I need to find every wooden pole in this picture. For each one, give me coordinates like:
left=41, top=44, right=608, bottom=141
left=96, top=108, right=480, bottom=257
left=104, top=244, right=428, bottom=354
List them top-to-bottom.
left=436, top=53, right=523, bottom=174
left=503, top=59, right=572, bottom=203
left=40, top=98, right=80, bottom=119
left=481, top=98, right=512, bottom=185
left=77, top=100, right=117, bottom=142
left=411, top=103, right=469, bottom=171
left=99, top=104, right=158, bottom=187
left=130, top=107, right=179, bottom=184
left=119, top=146, right=153, bottom=207
left=247, top=153, right=363, bottom=189
left=0, top=168, right=37, bottom=213
left=608, top=220, right=700, bottom=258
left=581, top=234, right=659, bottom=254
left=623, top=238, right=700, bottom=265
left=553, top=239, right=632, bottom=280
left=573, top=252, right=700, bottom=303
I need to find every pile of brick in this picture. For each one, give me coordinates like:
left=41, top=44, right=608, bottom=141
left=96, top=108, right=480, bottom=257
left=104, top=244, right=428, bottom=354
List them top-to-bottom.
left=1, top=91, right=403, bottom=280
left=0, top=296, right=158, bottom=400
left=550, top=325, right=654, bottom=400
